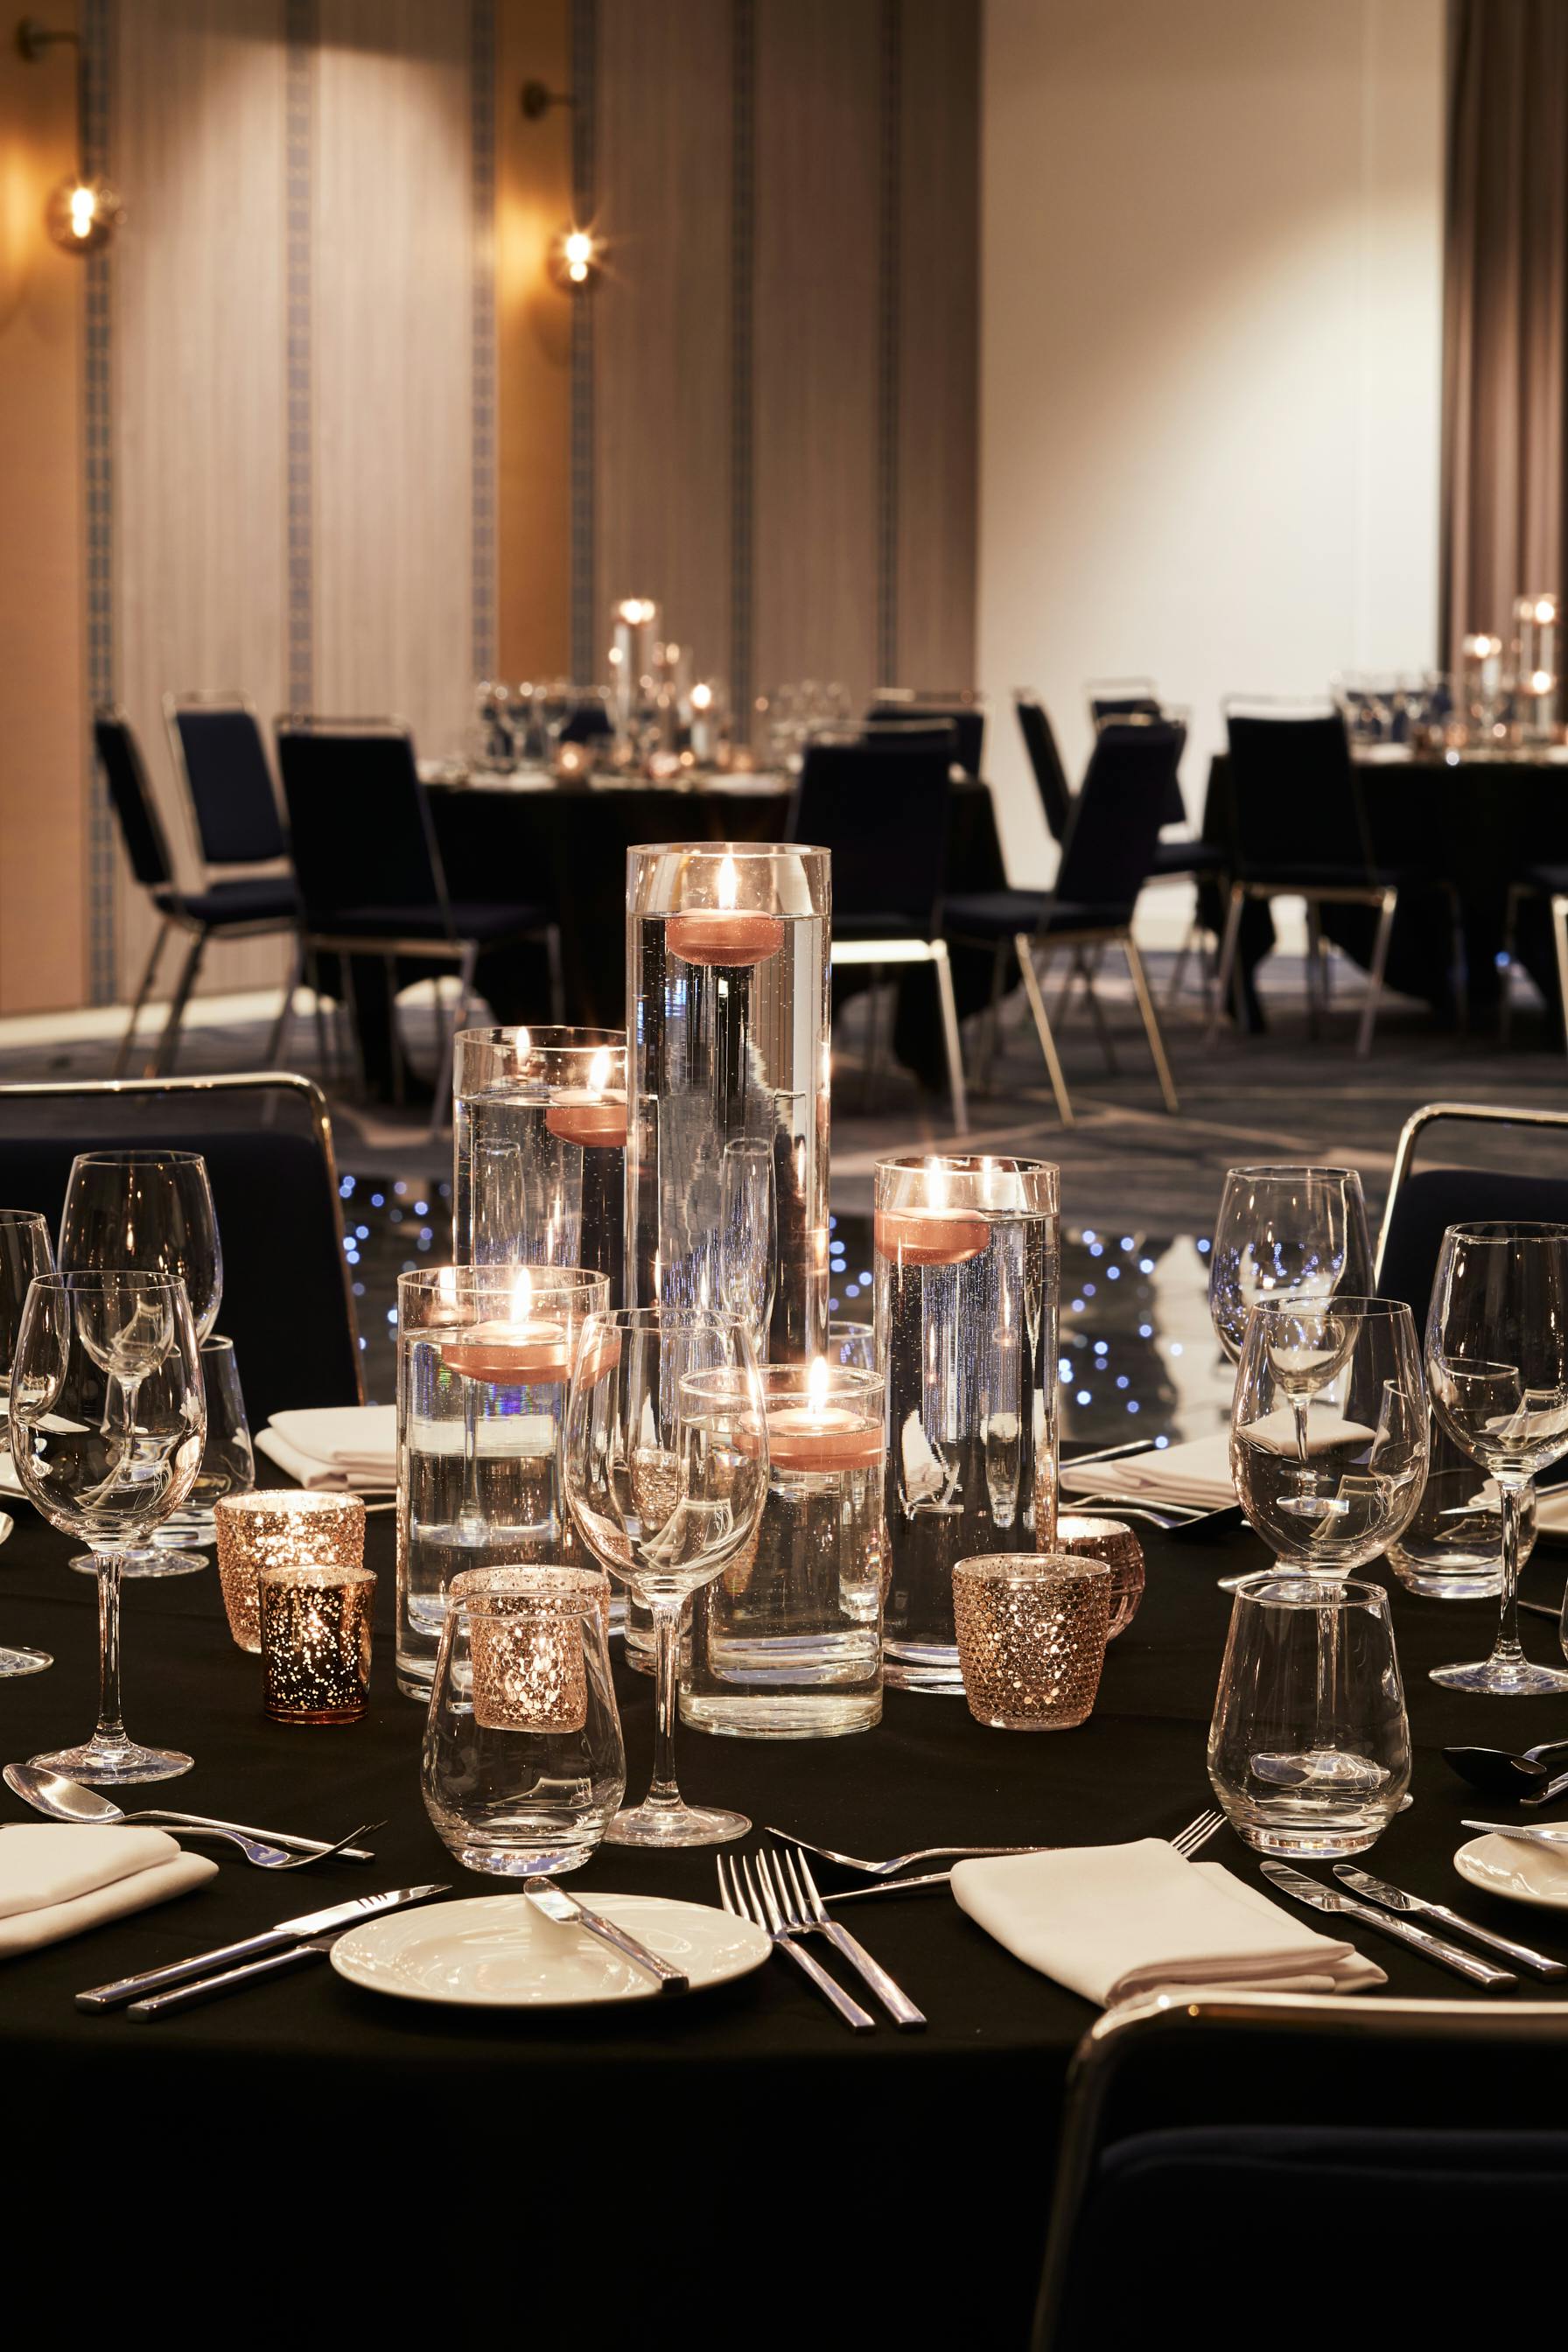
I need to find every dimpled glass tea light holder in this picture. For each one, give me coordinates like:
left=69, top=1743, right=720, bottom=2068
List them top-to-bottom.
left=953, top=1554, right=1110, bottom=1731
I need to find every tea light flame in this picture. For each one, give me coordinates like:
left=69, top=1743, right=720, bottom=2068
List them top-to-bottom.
left=718, top=854, right=738, bottom=910
left=588, top=1046, right=612, bottom=1096
left=510, top=1266, right=534, bottom=1325
left=808, top=1354, right=829, bottom=1423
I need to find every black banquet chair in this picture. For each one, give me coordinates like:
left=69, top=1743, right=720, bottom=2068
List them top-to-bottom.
left=866, top=689, right=985, bottom=779
left=164, top=690, right=293, bottom=873
left=1015, top=692, right=1074, bottom=844
left=93, top=708, right=300, bottom=1077
left=275, top=716, right=562, bottom=1130
left=944, top=721, right=1182, bottom=1125
left=788, top=738, right=966, bottom=1130
left=0, top=1074, right=360, bottom=1430
left=1373, top=1099, right=1568, bottom=1320
left=1032, top=1991, right=1568, bottom=2348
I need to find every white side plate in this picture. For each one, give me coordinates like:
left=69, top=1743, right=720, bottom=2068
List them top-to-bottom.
left=1453, top=1833, right=1568, bottom=1914
left=330, top=1891, right=770, bottom=2008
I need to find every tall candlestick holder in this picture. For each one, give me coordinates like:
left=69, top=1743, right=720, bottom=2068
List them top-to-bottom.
left=1515, top=592, right=1560, bottom=741
left=626, top=843, right=830, bottom=1367
left=453, top=1026, right=626, bottom=1297
left=875, top=1154, right=1060, bottom=1692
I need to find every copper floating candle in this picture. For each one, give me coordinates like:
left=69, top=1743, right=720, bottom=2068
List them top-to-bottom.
left=665, top=855, right=786, bottom=968
left=452, top=1026, right=626, bottom=1289
left=873, top=1207, right=991, bottom=1269
left=749, top=1356, right=883, bottom=1474
left=214, top=1489, right=366, bottom=1656
left=952, top=1553, right=1110, bottom=1730
left=259, top=1560, right=375, bottom=1725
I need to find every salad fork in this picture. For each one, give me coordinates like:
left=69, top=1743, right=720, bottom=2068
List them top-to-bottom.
left=769, top=1807, right=1225, bottom=1881
left=818, top=1809, right=1227, bottom=1900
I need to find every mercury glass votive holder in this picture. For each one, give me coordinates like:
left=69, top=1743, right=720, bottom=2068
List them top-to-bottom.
left=214, top=1489, right=367, bottom=1655
left=1054, top=1516, right=1145, bottom=1640
left=953, top=1554, right=1110, bottom=1731
left=260, top=1561, right=375, bottom=1725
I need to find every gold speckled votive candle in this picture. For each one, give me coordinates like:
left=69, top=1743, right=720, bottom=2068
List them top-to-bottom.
left=214, top=1490, right=366, bottom=1654
left=953, top=1554, right=1110, bottom=1730
left=259, top=1561, right=374, bottom=1725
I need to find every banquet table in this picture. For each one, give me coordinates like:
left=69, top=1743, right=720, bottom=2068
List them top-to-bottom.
left=5, top=1501, right=1568, bottom=2343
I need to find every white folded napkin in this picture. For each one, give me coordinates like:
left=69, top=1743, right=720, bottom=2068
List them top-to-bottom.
left=256, top=1404, right=397, bottom=1489
left=1060, top=1431, right=1236, bottom=1513
left=0, top=1824, right=217, bottom=1959
left=952, top=1837, right=1386, bottom=2006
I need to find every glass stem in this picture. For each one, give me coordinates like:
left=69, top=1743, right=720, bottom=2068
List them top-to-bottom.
left=1289, top=1392, right=1311, bottom=1467
left=1493, top=1476, right=1529, bottom=1668
left=92, top=1550, right=126, bottom=1750
left=646, top=1594, right=686, bottom=1814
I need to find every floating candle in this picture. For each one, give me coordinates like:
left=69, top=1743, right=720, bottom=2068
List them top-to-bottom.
left=666, top=853, right=785, bottom=968
left=543, top=1048, right=628, bottom=1147
left=874, top=1208, right=991, bottom=1268
left=440, top=1319, right=570, bottom=1383
left=749, top=1357, right=883, bottom=1473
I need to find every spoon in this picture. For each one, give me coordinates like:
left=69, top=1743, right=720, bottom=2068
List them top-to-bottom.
left=1442, top=1736, right=1568, bottom=1802
left=4, top=1763, right=376, bottom=1870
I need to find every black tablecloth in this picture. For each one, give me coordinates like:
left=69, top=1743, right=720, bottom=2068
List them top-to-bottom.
left=5, top=1502, right=1567, bottom=2343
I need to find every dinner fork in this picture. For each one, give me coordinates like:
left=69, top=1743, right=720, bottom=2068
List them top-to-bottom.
left=768, top=1807, right=1226, bottom=1882
left=818, top=1808, right=1228, bottom=1902
left=758, top=1846, right=926, bottom=2029
left=717, top=1852, right=875, bottom=2032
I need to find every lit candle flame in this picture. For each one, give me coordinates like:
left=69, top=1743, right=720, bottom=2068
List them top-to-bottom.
left=718, top=854, right=738, bottom=910
left=587, top=1046, right=612, bottom=1097
left=926, top=1156, right=947, bottom=1212
left=510, top=1267, right=533, bottom=1326
left=808, top=1355, right=829, bottom=1423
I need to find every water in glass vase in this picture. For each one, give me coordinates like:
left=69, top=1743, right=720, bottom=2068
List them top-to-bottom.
left=452, top=1027, right=626, bottom=1293
left=876, top=1156, right=1060, bottom=1691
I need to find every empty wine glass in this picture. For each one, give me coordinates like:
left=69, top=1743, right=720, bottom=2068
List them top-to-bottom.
left=59, top=1150, right=221, bottom=1578
left=1209, top=1166, right=1373, bottom=1363
left=0, top=1209, right=55, bottom=1676
left=1425, top=1221, right=1568, bottom=1695
left=10, top=1270, right=205, bottom=1781
left=1232, top=1298, right=1428, bottom=1577
left=563, top=1306, right=767, bottom=1846
left=150, top=1335, right=255, bottom=1553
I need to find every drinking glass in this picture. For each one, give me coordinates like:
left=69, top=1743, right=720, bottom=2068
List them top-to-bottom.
left=58, top=1149, right=221, bottom=1577
left=1208, top=1166, right=1373, bottom=1363
left=0, top=1209, right=54, bottom=1675
left=1425, top=1221, right=1568, bottom=1694
left=10, top=1271, right=205, bottom=1782
left=1231, top=1298, right=1428, bottom=1577
left=563, top=1306, right=767, bottom=1846
left=828, top=1320, right=877, bottom=1372
left=146, top=1335, right=255, bottom=1553
left=423, top=1566, right=625, bottom=1875
left=1208, top=1572, right=1412, bottom=1854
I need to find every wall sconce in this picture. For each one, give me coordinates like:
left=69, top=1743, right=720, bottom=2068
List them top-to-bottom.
left=17, top=16, right=124, bottom=255
left=550, top=225, right=599, bottom=290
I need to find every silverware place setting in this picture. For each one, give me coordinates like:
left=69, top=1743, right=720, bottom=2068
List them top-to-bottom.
left=4, top=1761, right=381, bottom=1870
left=1261, top=1863, right=1518, bottom=1987
left=77, top=1884, right=450, bottom=2015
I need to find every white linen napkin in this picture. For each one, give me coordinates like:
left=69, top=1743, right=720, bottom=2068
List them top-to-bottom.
left=256, top=1404, right=397, bottom=1489
left=1059, top=1431, right=1236, bottom=1513
left=0, top=1825, right=217, bottom=1959
left=952, top=1837, right=1386, bottom=2005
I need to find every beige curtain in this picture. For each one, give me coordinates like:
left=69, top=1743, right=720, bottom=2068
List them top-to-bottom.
left=1443, top=0, right=1568, bottom=667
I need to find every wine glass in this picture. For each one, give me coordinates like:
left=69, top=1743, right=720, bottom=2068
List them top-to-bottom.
left=58, top=1150, right=221, bottom=1577
left=1208, top=1166, right=1374, bottom=1362
left=0, top=1209, right=55, bottom=1676
left=1425, top=1221, right=1568, bottom=1694
left=10, top=1270, right=205, bottom=1781
left=563, top=1306, right=767, bottom=1846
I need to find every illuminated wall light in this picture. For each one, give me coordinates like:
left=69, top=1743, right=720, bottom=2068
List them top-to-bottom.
left=19, top=18, right=125, bottom=255
left=549, top=224, right=600, bottom=290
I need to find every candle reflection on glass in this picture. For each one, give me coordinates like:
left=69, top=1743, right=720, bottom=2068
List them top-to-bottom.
left=260, top=1561, right=375, bottom=1725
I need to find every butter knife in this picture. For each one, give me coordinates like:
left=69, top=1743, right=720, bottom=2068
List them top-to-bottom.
left=1461, top=1818, right=1568, bottom=1846
left=1259, top=1862, right=1516, bottom=1986
left=1334, top=1866, right=1567, bottom=1978
left=523, top=1880, right=689, bottom=1993
left=77, top=1884, right=449, bottom=2011
left=126, top=1930, right=350, bottom=2019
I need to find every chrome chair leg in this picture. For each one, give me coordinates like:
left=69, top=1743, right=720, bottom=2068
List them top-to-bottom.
left=1209, top=886, right=1247, bottom=1040
left=1356, top=888, right=1397, bottom=1058
left=1551, top=897, right=1568, bottom=1057
left=115, top=915, right=172, bottom=1079
left=1165, top=920, right=1194, bottom=1007
left=152, top=928, right=207, bottom=1076
left=267, top=933, right=304, bottom=1068
left=1015, top=933, right=1074, bottom=1127
left=1124, top=934, right=1180, bottom=1113
left=932, top=942, right=969, bottom=1135
left=305, top=948, right=332, bottom=1084
left=385, top=954, right=406, bottom=1110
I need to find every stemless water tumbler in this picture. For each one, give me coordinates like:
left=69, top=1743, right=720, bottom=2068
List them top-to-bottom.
left=875, top=1155, right=1060, bottom=1691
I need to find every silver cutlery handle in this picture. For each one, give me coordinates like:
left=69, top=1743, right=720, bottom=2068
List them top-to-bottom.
left=1521, top=1769, right=1568, bottom=1808
left=136, top=1813, right=374, bottom=1861
left=826, top=1872, right=953, bottom=1904
left=542, top=1899, right=688, bottom=1993
left=1342, top=1900, right=1516, bottom=1987
left=1420, top=1902, right=1568, bottom=1978
left=822, top=1922, right=926, bottom=2028
left=77, top=1928, right=296, bottom=2011
left=774, top=1935, right=876, bottom=2030
left=127, top=1942, right=326, bottom=2018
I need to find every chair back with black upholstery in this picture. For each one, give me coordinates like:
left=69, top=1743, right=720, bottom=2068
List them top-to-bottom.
left=1015, top=695, right=1074, bottom=843
left=867, top=696, right=984, bottom=778
left=168, top=697, right=289, bottom=866
left=1223, top=701, right=1375, bottom=883
left=94, top=710, right=176, bottom=892
left=276, top=719, right=450, bottom=935
left=1052, top=722, right=1181, bottom=922
left=789, top=742, right=953, bottom=938
left=0, top=1075, right=361, bottom=1428
left=1375, top=1101, right=1568, bottom=1322
left=1034, top=1992, right=1568, bottom=2350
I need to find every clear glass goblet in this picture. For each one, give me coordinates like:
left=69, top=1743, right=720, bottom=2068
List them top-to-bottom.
left=58, top=1149, right=221, bottom=1577
left=1209, top=1166, right=1374, bottom=1364
left=0, top=1208, right=55, bottom=1675
left=1425, top=1220, right=1568, bottom=1695
left=10, top=1270, right=205, bottom=1782
left=564, top=1306, right=767, bottom=1846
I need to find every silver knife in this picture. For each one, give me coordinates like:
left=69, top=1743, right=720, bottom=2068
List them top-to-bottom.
left=1462, top=1818, right=1568, bottom=1847
left=1260, top=1862, right=1516, bottom=1987
left=1334, top=1866, right=1567, bottom=1978
left=523, top=1880, right=689, bottom=1993
left=77, top=1884, right=449, bottom=2011
left=126, top=1930, right=350, bottom=2019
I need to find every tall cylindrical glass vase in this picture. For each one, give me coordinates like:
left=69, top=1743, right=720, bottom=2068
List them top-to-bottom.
left=452, top=1026, right=626, bottom=1298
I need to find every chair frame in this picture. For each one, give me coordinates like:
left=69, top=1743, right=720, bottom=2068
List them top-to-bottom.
left=275, top=713, right=564, bottom=1135
left=1500, top=878, right=1568, bottom=1052
left=832, top=934, right=969, bottom=1135
left=0, top=1071, right=364, bottom=1404
left=1373, top=1098, right=1568, bottom=1289
left=1032, top=1987, right=1568, bottom=2349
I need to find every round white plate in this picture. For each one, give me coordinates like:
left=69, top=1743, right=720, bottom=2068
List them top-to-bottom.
left=1453, top=1833, right=1568, bottom=1914
left=330, top=1891, right=770, bottom=2009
